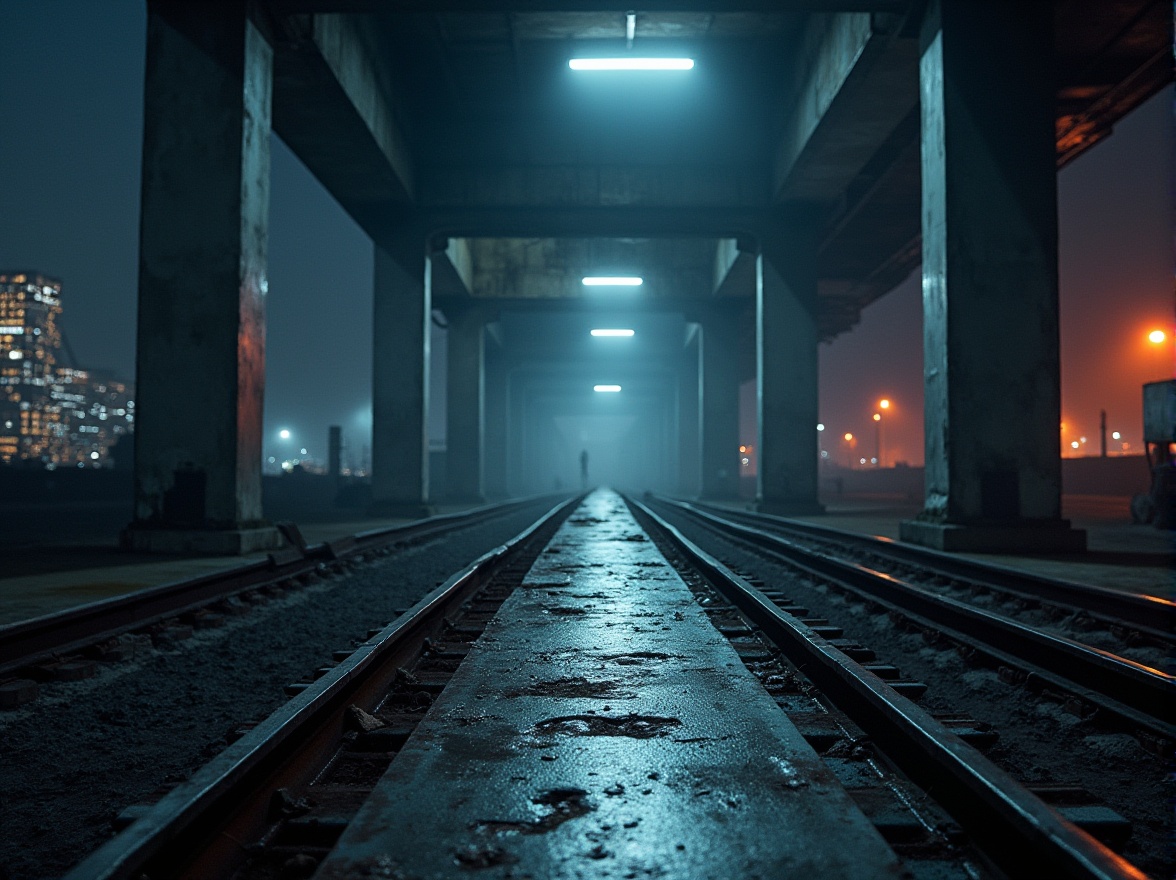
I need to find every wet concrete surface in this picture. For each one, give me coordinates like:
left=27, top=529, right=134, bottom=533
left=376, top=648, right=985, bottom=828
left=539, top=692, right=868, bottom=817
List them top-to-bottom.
left=318, top=490, right=901, bottom=879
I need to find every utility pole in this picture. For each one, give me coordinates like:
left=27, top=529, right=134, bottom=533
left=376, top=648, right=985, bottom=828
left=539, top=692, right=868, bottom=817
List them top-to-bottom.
left=1099, top=409, right=1107, bottom=458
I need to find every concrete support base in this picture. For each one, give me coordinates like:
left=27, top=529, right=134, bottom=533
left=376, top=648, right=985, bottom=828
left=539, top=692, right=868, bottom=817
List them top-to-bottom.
left=757, top=500, right=825, bottom=517
left=367, top=501, right=434, bottom=520
left=900, top=519, right=1087, bottom=553
left=121, top=525, right=284, bottom=556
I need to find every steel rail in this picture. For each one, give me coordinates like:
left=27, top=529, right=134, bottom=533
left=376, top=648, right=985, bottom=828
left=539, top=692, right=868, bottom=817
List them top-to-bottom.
left=0, top=495, right=558, bottom=678
left=61, top=496, right=577, bottom=880
left=628, top=496, right=1149, bottom=880
left=672, top=496, right=1174, bottom=640
left=653, top=497, right=1175, bottom=737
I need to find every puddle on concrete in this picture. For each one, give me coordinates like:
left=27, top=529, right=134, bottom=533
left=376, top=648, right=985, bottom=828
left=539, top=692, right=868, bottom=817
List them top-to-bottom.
left=569, top=516, right=607, bottom=526
left=523, top=580, right=572, bottom=590
left=601, top=651, right=680, bottom=666
left=507, top=677, right=636, bottom=699
left=532, top=714, right=682, bottom=739
left=769, top=755, right=811, bottom=790
left=474, top=787, right=594, bottom=836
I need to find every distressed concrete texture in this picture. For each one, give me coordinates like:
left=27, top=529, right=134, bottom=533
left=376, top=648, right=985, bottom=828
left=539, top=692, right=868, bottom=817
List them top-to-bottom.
left=318, top=490, right=900, bottom=879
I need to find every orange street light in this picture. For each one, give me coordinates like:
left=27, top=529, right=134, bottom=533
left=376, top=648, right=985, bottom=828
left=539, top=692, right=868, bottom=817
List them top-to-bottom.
left=1148, top=329, right=1167, bottom=345
left=878, top=398, right=891, bottom=410
left=872, top=413, right=881, bottom=422
left=843, top=432, right=854, bottom=442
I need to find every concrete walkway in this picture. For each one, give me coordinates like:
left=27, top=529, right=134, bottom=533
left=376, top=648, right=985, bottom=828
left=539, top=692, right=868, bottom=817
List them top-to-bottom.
left=319, top=490, right=901, bottom=879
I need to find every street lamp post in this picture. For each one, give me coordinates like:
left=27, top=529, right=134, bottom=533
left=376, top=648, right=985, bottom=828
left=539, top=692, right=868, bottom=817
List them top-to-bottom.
left=1148, top=329, right=1172, bottom=380
left=875, top=399, right=890, bottom=467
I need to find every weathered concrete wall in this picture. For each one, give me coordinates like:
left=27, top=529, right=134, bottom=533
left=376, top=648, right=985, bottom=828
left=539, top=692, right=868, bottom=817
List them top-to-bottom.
left=467, top=238, right=715, bottom=300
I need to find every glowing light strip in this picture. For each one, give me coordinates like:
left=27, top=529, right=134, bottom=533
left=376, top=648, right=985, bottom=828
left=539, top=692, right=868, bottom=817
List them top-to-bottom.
left=570, top=57, right=694, bottom=71
left=582, top=276, right=643, bottom=287
left=590, top=329, right=635, bottom=337
left=594, top=384, right=622, bottom=393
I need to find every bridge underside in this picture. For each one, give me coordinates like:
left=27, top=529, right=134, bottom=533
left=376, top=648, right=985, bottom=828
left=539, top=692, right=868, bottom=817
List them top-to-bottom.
left=124, top=0, right=1168, bottom=554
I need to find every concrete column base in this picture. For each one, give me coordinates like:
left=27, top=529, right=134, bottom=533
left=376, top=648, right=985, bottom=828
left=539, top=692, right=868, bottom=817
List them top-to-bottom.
left=758, top=500, right=825, bottom=517
left=367, top=501, right=434, bottom=519
left=899, top=519, right=1087, bottom=553
left=121, top=525, right=284, bottom=556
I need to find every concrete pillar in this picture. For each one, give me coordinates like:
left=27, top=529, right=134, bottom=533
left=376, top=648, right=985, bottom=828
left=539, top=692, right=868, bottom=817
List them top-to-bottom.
left=900, top=0, right=1084, bottom=552
left=124, top=3, right=280, bottom=554
left=371, top=239, right=432, bottom=517
left=757, top=249, right=822, bottom=515
left=445, top=308, right=485, bottom=502
left=700, top=311, right=742, bottom=500
left=678, top=326, right=702, bottom=497
left=483, top=331, right=509, bottom=499
left=507, top=367, right=527, bottom=497
left=328, top=425, right=343, bottom=481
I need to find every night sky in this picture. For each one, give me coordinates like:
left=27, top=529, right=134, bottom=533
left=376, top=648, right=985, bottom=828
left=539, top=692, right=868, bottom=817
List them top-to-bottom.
left=1, top=2, right=1171, bottom=471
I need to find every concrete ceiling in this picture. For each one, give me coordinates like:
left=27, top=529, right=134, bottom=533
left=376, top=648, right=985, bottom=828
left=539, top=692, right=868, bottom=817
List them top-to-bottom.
left=266, top=0, right=1171, bottom=340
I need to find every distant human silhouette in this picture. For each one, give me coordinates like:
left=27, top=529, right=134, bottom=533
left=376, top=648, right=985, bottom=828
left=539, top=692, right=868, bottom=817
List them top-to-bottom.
left=579, top=449, right=589, bottom=490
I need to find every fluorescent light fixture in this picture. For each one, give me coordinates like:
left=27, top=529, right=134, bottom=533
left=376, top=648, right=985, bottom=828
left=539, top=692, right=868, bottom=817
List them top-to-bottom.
left=570, top=57, right=694, bottom=71
left=582, top=276, right=643, bottom=287
left=590, top=328, right=635, bottom=337
left=594, top=384, right=622, bottom=393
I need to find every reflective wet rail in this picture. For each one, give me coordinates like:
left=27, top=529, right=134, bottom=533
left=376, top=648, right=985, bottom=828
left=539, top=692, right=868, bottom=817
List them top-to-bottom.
left=61, top=490, right=1153, bottom=880
left=646, top=496, right=1175, bottom=745
left=667, top=497, right=1175, bottom=642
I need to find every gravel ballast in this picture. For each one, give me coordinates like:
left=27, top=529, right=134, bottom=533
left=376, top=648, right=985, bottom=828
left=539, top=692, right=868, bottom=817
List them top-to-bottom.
left=0, top=500, right=560, bottom=880
left=651, top=505, right=1173, bottom=879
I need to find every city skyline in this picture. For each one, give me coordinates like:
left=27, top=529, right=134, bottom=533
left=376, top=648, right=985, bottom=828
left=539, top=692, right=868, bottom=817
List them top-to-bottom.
left=0, top=271, right=133, bottom=467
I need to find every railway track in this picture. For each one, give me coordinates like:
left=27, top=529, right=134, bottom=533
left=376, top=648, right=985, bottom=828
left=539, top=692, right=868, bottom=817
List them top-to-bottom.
left=60, top=490, right=1153, bottom=880
left=0, top=496, right=556, bottom=699
left=62, top=496, right=579, bottom=880
left=645, top=496, right=1175, bottom=747
left=667, top=496, right=1174, bottom=644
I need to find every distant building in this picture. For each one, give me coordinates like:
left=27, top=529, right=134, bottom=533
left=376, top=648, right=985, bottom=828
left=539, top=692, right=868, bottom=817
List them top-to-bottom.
left=0, top=271, right=134, bottom=467
left=54, top=367, right=134, bottom=466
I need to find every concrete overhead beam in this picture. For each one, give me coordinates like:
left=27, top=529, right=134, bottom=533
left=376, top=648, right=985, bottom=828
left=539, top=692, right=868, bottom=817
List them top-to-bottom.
left=773, top=12, right=918, bottom=202
left=272, top=14, right=414, bottom=231
left=420, top=164, right=767, bottom=213
left=410, top=206, right=772, bottom=239
left=431, top=237, right=474, bottom=298
left=460, top=238, right=715, bottom=301
left=712, top=238, right=757, bottom=298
